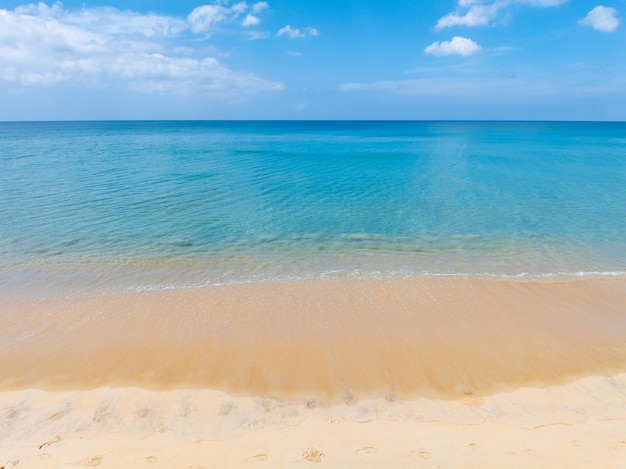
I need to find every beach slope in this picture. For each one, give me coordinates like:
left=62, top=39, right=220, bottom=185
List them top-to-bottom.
left=2, top=276, right=626, bottom=467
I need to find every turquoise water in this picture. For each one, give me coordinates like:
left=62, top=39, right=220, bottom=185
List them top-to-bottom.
left=1, top=121, right=625, bottom=294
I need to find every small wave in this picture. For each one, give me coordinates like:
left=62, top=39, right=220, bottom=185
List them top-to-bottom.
left=114, top=269, right=626, bottom=294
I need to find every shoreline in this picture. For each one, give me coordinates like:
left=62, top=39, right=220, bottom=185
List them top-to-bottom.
left=3, top=246, right=625, bottom=300
left=2, top=275, right=626, bottom=401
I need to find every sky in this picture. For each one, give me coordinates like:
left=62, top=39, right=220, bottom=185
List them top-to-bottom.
left=0, top=0, right=624, bottom=120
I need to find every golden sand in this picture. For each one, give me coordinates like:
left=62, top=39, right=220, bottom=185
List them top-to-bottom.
left=2, top=275, right=626, bottom=467
left=2, top=276, right=626, bottom=400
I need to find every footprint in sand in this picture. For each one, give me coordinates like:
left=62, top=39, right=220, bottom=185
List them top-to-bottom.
left=342, top=391, right=356, bottom=406
left=181, top=399, right=196, bottom=417
left=258, top=399, right=273, bottom=412
left=47, top=402, right=72, bottom=421
left=219, top=402, right=236, bottom=416
left=92, top=406, right=112, bottom=423
left=4, top=408, right=24, bottom=420
left=136, top=408, right=155, bottom=419
left=48, top=409, right=71, bottom=421
left=38, top=435, right=62, bottom=450
left=356, top=446, right=377, bottom=454
left=302, top=448, right=325, bottom=463
left=249, top=454, right=268, bottom=462
left=73, top=456, right=102, bottom=467
left=144, top=456, right=158, bottom=463
left=1, top=460, right=20, bottom=468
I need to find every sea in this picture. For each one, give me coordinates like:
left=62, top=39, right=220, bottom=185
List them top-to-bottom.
left=1, top=120, right=625, bottom=297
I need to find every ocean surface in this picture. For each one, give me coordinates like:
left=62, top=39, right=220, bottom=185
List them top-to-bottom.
left=1, top=120, right=625, bottom=296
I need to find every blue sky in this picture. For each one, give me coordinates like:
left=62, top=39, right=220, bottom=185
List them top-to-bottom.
left=0, top=0, right=624, bottom=120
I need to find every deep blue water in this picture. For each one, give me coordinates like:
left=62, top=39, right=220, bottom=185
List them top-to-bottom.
left=1, top=121, right=625, bottom=294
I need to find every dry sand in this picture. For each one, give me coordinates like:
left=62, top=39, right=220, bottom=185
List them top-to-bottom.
left=1, top=275, right=626, bottom=467
left=2, top=375, right=626, bottom=468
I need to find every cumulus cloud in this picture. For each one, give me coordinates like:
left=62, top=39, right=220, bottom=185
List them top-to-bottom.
left=436, top=0, right=568, bottom=30
left=0, top=2, right=283, bottom=95
left=579, top=6, right=620, bottom=32
left=242, top=14, right=260, bottom=27
left=277, top=25, right=319, bottom=38
left=424, top=37, right=482, bottom=56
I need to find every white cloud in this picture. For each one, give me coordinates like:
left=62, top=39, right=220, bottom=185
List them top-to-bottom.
left=436, top=0, right=568, bottom=29
left=184, top=1, right=270, bottom=32
left=0, top=2, right=283, bottom=95
left=187, top=2, right=247, bottom=35
left=252, top=2, right=269, bottom=14
left=436, top=3, right=502, bottom=29
left=51, top=6, right=187, bottom=38
left=579, top=6, right=620, bottom=32
left=242, top=14, right=260, bottom=27
left=277, top=25, right=319, bottom=38
left=246, top=30, right=272, bottom=40
left=424, top=37, right=482, bottom=56
left=116, top=54, right=284, bottom=95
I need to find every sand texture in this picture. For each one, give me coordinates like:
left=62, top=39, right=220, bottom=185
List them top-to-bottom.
left=2, top=275, right=626, bottom=466
left=2, top=374, right=626, bottom=468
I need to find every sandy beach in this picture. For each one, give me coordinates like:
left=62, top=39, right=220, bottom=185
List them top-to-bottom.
left=2, top=275, right=626, bottom=467
left=2, top=372, right=626, bottom=468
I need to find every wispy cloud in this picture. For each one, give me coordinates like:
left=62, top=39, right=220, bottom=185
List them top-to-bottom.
left=436, top=0, right=568, bottom=30
left=0, top=2, right=284, bottom=95
left=12, top=2, right=188, bottom=39
left=187, top=2, right=247, bottom=35
left=252, top=2, right=270, bottom=14
left=436, top=3, right=501, bottom=29
left=579, top=6, right=621, bottom=32
left=276, top=25, right=319, bottom=38
left=425, top=37, right=482, bottom=56
left=338, top=73, right=625, bottom=100
left=339, top=77, right=506, bottom=95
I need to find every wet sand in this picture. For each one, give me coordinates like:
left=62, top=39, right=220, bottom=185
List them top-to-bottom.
left=1, top=275, right=626, bottom=466
left=2, top=276, right=626, bottom=398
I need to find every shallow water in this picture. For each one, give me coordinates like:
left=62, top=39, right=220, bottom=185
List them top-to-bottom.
left=1, top=121, right=625, bottom=295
